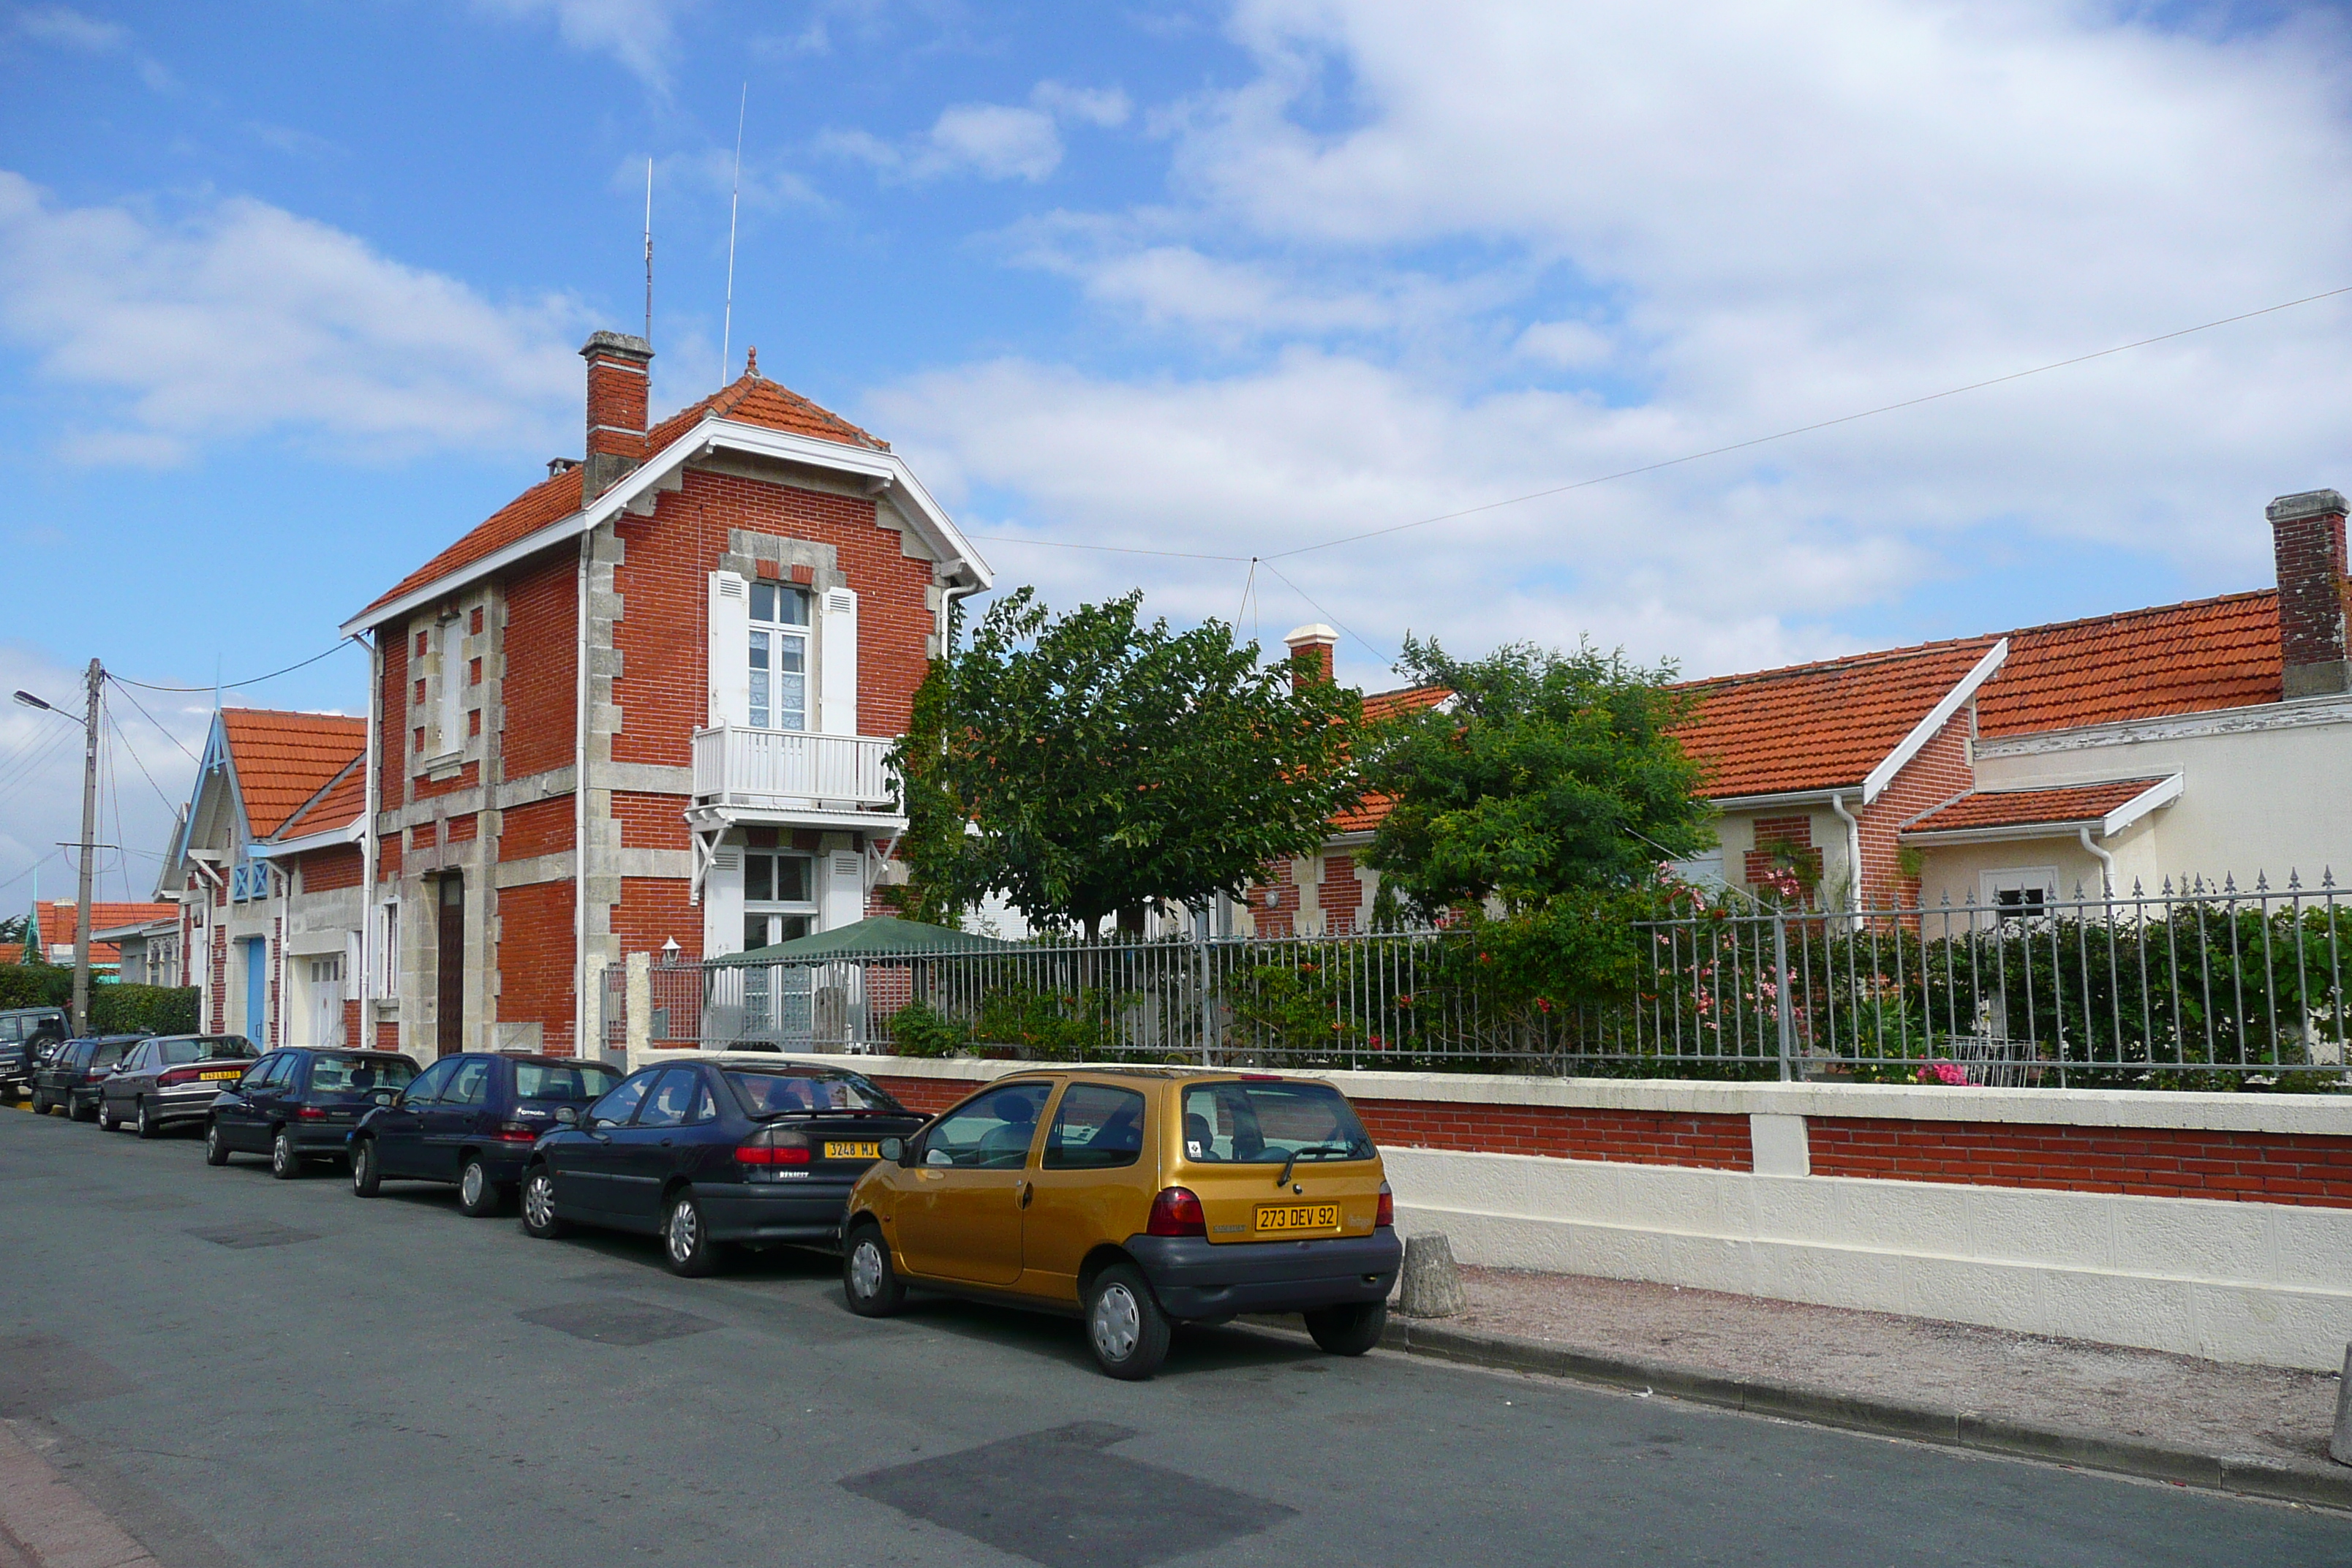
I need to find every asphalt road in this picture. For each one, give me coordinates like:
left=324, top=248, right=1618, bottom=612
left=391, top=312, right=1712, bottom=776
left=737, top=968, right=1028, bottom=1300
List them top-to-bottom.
left=1, top=1105, right=2347, bottom=1568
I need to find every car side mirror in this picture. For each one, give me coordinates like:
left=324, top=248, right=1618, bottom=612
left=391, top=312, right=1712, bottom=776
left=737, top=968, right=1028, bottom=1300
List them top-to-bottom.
left=372, top=1090, right=395, bottom=1107
left=555, top=1105, right=581, bottom=1127
left=879, top=1137, right=905, bottom=1165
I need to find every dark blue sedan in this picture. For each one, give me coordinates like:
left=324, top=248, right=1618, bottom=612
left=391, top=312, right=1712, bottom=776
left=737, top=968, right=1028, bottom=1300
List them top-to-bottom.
left=348, top=1052, right=623, bottom=1216
left=519, top=1052, right=927, bottom=1275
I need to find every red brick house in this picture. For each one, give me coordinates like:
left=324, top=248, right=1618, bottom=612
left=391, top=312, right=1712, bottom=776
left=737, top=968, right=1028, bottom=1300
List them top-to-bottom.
left=338, top=334, right=990, bottom=1060
left=1265, top=488, right=2352, bottom=927
left=155, top=708, right=369, bottom=1044
left=24, top=899, right=176, bottom=973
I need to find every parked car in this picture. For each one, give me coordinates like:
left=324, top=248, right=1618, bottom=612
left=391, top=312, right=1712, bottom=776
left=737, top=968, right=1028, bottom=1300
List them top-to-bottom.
left=0, top=1007, right=69, bottom=1101
left=29, top=1035, right=150, bottom=1120
left=96, top=1035, right=258, bottom=1137
left=203, top=1049, right=421, bottom=1179
left=350, top=1052, right=623, bottom=1216
left=518, top=1054, right=924, bottom=1275
left=839, top=1069, right=1401, bottom=1379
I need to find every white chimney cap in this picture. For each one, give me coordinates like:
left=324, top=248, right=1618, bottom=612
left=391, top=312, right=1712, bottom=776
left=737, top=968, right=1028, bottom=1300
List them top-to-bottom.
left=1284, top=623, right=1339, bottom=647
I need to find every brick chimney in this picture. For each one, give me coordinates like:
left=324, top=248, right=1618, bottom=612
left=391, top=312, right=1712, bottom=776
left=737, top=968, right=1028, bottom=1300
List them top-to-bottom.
left=580, top=330, right=654, bottom=500
left=2266, top=489, right=2351, bottom=699
left=1284, top=623, right=1338, bottom=686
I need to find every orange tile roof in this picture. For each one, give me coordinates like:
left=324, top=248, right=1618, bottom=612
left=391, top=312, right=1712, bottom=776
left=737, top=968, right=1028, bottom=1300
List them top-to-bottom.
left=361, top=369, right=887, bottom=619
left=1978, top=591, right=2280, bottom=737
left=1671, top=637, right=1998, bottom=801
left=1330, top=686, right=1452, bottom=834
left=221, top=709, right=368, bottom=837
left=274, top=758, right=365, bottom=840
left=1900, top=779, right=2167, bottom=834
left=35, top=900, right=176, bottom=965
left=0, top=943, right=21, bottom=965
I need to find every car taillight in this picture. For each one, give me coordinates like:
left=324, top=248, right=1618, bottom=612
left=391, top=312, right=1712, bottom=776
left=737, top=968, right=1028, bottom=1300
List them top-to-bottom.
left=158, top=1067, right=200, bottom=1087
left=297, top=1106, right=327, bottom=1120
left=495, top=1121, right=540, bottom=1142
left=735, top=1128, right=811, bottom=1180
left=1375, top=1182, right=1394, bottom=1229
left=1146, top=1187, right=1207, bottom=1237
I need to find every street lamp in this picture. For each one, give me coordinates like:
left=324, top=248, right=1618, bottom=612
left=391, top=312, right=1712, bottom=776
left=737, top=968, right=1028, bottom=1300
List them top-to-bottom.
left=20, top=665, right=105, bottom=1035
left=13, top=690, right=61, bottom=713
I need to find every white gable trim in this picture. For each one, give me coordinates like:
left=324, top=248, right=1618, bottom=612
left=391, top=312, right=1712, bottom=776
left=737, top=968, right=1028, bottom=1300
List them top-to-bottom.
left=342, top=413, right=991, bottom=637
left=1861, top=638, right=2008, bottom=804
left=2100, top=772, right=2183, bottom=837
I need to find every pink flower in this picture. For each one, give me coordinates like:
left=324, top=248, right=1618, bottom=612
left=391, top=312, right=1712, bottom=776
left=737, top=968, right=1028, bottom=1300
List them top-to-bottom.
left=1915, top=1061, right=1969, bottom=1086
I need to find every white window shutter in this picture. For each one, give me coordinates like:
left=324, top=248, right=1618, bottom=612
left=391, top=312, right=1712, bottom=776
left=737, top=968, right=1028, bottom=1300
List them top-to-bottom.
left=708, top=573, right=751, bottom=726
left=820, top=586, right=858, bottom=736
left=704, top=848, right=745, bottom=956
left=821, top=848, right=864, bottom=930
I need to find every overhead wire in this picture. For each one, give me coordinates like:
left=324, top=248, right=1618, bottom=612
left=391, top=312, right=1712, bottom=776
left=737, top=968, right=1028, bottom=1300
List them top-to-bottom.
left=1255, top=558, right=1392, bottom=666
left=110, top=636, right=358, bottom=693
left=105, top=677, right=203, bottom=766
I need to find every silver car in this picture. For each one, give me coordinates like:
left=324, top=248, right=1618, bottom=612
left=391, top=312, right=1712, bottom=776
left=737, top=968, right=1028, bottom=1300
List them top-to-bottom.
left=97, top=1036, right=259, bottom=1138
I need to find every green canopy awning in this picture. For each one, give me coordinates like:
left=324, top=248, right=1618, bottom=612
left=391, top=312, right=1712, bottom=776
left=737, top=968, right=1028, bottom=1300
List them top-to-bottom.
left=709, top=915, right=1014, bottom=965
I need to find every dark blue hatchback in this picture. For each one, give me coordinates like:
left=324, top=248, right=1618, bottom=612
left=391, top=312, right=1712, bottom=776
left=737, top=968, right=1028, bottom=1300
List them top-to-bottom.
left=348, top=1052, right=622, bottom=1216
left=519, top=1053, right=926, bottom=1275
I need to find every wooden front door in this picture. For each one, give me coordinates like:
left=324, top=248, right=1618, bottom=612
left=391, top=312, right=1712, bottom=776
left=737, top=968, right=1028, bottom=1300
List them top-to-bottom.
left=435, top=874, right=464, bottom=1057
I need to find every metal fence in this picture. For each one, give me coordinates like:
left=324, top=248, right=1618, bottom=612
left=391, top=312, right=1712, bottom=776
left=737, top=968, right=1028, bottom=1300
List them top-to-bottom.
left=608, top=874, right=2348, bottom=1088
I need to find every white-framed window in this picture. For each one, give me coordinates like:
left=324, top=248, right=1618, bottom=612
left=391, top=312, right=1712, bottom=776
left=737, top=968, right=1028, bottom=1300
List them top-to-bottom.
left=748, top=582, right=810, bottom=731
left=436, top=617, right=465, bottom=753
left=743, top=848, right=818, bottom=950
left=1979, top=867, right=2059, bottom=919
left=374, top=899, right=399, bottom=992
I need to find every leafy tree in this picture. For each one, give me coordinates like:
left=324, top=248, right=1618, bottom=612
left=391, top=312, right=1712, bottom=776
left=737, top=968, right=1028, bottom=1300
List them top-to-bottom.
left=889, top=588, right=1363, bottom=935
left=1362, top=636, right=1711, bottom=920
left=0, top=913, right=28, bottom=947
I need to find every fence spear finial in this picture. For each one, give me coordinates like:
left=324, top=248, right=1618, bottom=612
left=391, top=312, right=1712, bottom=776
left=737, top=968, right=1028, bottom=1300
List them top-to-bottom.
left=2255, top=870, right=2271, bottom=893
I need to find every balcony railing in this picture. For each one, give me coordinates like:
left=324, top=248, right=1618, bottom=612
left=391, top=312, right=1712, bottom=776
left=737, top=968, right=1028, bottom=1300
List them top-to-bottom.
left=690, top=724, right=896, bottom=813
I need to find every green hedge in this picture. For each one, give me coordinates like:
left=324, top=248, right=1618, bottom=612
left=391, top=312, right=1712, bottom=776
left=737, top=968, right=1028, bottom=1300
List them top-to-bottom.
left=0, top=966, right=70, bottom=1009
left=91, top=985, right=200, bottom=1036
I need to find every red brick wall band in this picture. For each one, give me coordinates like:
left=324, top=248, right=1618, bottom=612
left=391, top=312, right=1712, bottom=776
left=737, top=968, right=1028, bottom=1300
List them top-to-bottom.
left=1353, top=1099, right=1753, bottom=1169
left=1808, top=1117, right=2352, bottom=1207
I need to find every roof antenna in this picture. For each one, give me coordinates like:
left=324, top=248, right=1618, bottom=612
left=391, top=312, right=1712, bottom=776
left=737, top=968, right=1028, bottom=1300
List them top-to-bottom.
left=720, top=80, right=745, bottom=387
left=643, top=157, right=654, bottom=347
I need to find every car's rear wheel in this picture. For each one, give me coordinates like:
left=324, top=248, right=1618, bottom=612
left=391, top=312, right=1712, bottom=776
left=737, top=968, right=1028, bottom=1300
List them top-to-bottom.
left=135, top=1099, right=158, bottom=1140
left=203, top=1119, right=230, bottom=1166
left=270, top=1128, right=301, bottom=1180
left=350, top=1137, right=381, bottom=1196
left=457, top=1156, right=503, bottom=1218
left=519, top=1166, right=567, bottom=1239
left=661, top=1191, right=719, bottom=1277
left=843, top=1223, right=905, bottom=1317
left=1085, top=1263, right=1172, bottom=1381
left=1304, top=1300, right=1387, bottom=1357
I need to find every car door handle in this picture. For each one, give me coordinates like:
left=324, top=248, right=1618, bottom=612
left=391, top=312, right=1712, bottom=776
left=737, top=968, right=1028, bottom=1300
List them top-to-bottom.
left=660, top=1139, right=674, bottom=1148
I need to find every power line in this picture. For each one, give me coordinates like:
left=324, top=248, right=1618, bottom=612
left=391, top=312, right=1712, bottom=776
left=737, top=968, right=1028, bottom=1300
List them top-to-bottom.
left=965, top=532, right=1248, bottom=563
left=1256, top=559, right=1392, bottom=666
left=110, top=637, right=358, bottom=694
left=105, top=678, right=203, bottom=766
left=105, top=709, right=180, bottom=819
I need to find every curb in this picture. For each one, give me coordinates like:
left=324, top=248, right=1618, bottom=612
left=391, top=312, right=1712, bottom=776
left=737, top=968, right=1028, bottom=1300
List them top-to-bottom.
left=1379, top=1317, right=2352, bottom=1512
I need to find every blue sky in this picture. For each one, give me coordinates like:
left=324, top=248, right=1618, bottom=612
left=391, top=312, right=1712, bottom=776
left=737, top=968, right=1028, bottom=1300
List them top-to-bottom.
left=4, top=0, right=2351, bottom=903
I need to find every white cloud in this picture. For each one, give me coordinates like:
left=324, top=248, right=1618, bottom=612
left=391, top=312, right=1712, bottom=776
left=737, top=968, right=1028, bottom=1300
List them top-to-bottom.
left=472, top=0, right=690, bottom=86
left=870, top=0, right=2352, bottom=679
left=13, top=5, right=127, bottom=51
left=826, top=79, right=1134, bottom=184
left=1032, top=80, right=1132, bottom=128
left=0, top=170, right=585, bottom=465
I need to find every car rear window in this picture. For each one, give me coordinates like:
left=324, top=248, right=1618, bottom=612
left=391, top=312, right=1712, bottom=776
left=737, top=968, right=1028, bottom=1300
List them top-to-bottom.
left=158, top=1037, right=255, bottom=1066
left=91, top=1039, right=134, bottom=1067
left=308, top=1055, right=418, bottom=1093
left=515, top=1062, right=620, bottom=1101
left=725, top=1070, right=904, bottom=1117
left=1180, top=1081, right=1374, bottom=1164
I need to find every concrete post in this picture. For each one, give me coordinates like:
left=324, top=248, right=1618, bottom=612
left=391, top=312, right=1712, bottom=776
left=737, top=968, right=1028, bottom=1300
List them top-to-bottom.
left=581, top=951, right=606, bottom=1064
left=624, top=951, right=652, bottom=1068
left=1396, top=1232, right=1466, bottom=1319
left=2332, top=1343, right=2352, bottom=1466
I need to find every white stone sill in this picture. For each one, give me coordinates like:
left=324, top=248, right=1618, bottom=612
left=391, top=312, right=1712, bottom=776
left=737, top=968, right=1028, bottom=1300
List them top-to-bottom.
left=824, top=1052, right=2352, bottom=1136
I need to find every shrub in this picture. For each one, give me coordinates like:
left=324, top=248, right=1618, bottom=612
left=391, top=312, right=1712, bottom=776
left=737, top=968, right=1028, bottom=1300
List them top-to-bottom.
left=0, top=965, right=71, bottom=1009
left=89, top=985, right=200, bottom=1036
left=887, top=1000, right=971, bottom=1059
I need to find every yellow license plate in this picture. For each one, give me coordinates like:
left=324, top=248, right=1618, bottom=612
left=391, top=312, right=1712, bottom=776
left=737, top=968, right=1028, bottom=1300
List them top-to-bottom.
left=200, top=1071, right=242, bottom=1081
left=824, top=1140, right=882, bottom=1161
left=1256, top=1203, right=1341, bottom=1233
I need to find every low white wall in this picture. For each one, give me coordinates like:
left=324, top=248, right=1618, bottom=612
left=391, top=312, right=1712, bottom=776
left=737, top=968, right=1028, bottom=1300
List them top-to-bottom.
left=1387, top=1145, right=2352, bottom=1371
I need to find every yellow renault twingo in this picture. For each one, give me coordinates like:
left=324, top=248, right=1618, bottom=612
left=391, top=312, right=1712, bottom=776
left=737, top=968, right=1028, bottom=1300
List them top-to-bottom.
left=841, top=1068, right=1402, bottom=1379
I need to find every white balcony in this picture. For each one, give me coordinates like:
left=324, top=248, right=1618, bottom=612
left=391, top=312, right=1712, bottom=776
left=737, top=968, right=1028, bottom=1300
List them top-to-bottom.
left=690, top=725, right=897, bottom=819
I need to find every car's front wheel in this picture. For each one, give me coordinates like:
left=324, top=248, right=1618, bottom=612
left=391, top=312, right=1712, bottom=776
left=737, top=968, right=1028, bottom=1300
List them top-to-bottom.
left=69, top=1093, right=96, bottom=1123
left=94, top=1096, right=118, bottom=1132
left=203, top=1119, right=230, bottom=1166
left=270, top=1128, right=301, bottom=1180
left=350, top=1137, right=381, bottom=1196
left=457, top=1156, right=503, bottom=1218
left=519, top=1166, right=567, bottom=1239
left=661, top=1191, right=720, bottom=1277
left=843, top=1223, right=905, bottom=1317
left=1085, top=1263, right=1172, bottom=1381
left=1304, top=1300, right=1387, bottom=1357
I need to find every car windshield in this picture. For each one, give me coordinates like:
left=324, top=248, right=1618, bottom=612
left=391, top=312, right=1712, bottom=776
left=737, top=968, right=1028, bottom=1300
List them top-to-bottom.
left=159, top=1037, right=256, bottom=1066
left=308, top=1055, right=418, bottom=1093
left=515, top=1062, right=621, bottom=1101
left=725, top=1070, right=905, bottom=1117
left=1180, top=1081, right=1375, bottom=1164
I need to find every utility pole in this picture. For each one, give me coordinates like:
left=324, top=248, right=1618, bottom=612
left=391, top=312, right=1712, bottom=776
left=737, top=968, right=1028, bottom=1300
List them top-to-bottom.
left=72, top=659, right=99, bottom=1037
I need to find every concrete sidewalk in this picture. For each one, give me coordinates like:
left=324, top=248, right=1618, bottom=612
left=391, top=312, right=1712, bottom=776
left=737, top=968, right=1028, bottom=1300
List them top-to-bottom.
left=1379, top=1266, right=2350, bottom=1511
